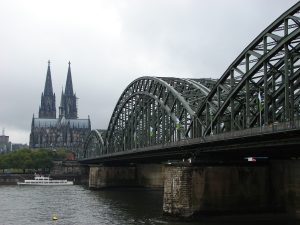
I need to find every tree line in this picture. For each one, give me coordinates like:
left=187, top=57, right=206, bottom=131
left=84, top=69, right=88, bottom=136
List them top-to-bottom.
left=0, top=148, right=69, bottom=173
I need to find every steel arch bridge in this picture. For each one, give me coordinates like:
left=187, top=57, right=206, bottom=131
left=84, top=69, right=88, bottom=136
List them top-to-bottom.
left=80, top=2, right=300, bottom=161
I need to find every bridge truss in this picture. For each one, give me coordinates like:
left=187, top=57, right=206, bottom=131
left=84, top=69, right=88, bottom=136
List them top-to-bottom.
left=80, top=2, right=300, bottom=160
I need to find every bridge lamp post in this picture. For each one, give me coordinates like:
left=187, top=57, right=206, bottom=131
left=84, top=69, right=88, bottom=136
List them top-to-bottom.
left=258, top=90, right=262, bottom=131
left=210, top=110, right=213, bottom=136
left=149, top=126, right=153, bottom=145
left=133, top=131, right=137, bottom=149
left=123, top=135, right=126, bottom=151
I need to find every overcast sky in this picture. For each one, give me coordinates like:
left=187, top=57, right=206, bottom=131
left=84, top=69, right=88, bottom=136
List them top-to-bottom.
left=0, top=0, right=298, bottom=144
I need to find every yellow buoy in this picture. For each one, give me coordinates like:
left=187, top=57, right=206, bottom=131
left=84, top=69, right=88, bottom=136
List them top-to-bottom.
left=52, top=214, right=58, bottom=220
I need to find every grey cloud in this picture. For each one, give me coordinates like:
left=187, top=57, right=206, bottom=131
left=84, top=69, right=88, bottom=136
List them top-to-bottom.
left=0, top=0, right=298, bottom=143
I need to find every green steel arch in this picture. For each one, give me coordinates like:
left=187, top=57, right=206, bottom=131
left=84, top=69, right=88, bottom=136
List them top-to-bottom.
left=190, top=2, right=300, bottom=137
left=104, top=76, right=213, bottom=153
left=81, top=129, right=105, bottom=159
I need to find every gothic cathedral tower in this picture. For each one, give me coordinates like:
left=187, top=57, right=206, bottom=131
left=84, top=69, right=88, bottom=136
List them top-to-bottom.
left=30, top=60, right=91, bottom=150
left=38, top=60, right=56, bottom=118
left=60, top=62, right=78, bottom=119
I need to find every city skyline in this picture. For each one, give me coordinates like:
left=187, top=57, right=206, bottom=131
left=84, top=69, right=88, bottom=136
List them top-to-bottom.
left=0, top=0, right=298, bottom=144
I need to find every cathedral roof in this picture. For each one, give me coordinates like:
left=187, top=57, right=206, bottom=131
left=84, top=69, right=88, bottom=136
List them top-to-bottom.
left=33, top=118, right=90, bottom=129
left=33, top=118, right=57, bottom=128
left=68, top=119, right=90, bottom=128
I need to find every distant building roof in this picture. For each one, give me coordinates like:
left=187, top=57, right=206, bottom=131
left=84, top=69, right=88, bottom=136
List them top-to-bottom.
left=0, top=135, right=9, bottom=143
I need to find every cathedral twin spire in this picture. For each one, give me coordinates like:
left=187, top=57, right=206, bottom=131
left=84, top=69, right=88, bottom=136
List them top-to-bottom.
left=39, top=60, right=56, bottom=119
left=44, top=60, right=54, bottom=96
left=39, top=61, right=78, bottom=120
left=65, top=62, right=74, bottom=96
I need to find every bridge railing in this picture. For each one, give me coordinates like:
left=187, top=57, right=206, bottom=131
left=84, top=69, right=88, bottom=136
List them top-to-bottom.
left=91, top=119, right=300, bottom=159
left=200, top=119, right=300, bottom=143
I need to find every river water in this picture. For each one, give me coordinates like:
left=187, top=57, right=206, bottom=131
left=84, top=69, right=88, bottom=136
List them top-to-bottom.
left=0, top=185, right=299, bottom=225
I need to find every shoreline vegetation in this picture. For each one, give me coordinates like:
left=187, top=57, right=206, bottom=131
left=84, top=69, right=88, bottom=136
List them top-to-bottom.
left=0, top=148, right=71, bottom=174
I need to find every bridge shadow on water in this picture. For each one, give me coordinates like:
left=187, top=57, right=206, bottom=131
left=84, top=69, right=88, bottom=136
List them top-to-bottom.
left=87, top=186, right=300, bottom=225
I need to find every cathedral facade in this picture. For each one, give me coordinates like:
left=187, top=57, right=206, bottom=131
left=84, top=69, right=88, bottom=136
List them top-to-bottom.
left=29, top=61, right=91, bottom=152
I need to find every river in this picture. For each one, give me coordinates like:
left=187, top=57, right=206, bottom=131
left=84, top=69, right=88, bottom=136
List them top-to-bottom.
left=0, top=185, right=299, bottom=225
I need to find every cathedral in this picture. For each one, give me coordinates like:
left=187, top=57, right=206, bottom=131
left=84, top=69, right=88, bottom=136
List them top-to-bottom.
left=29, top=61, right=91, bottom=153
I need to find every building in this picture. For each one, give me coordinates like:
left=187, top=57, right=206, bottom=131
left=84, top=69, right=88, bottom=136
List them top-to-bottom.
left=29, top=61, right=91, bottom=154
left=0, top=129, right=12, bottom=153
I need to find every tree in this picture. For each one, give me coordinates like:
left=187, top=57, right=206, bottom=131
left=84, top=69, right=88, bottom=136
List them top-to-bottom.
left=0, top=148, right=77, bottom=173
left=0, top=155, right=9, bottom=172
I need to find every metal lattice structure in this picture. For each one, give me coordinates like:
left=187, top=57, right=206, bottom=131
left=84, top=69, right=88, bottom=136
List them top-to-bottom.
left=81, top=2, right=300, bottom=160
left=190, top=2, right=300, bottom=137
left=104, top=77, right=214, bottom=153
left=81, top=129, right=105, bottom=158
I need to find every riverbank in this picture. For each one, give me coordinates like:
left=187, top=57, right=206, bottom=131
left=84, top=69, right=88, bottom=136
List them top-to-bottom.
left=0, top=160, right=89, bottom=185
left=0, top=174, right=33, bottom=185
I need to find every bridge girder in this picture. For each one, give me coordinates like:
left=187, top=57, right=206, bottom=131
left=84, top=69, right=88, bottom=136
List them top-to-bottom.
left=81, top=2, right=300, bottom=161
left=190, top=2, right=300, bottom=137
left=103, top=77, right=213, bottom=154
left=80, top=129, right=105, bottom=159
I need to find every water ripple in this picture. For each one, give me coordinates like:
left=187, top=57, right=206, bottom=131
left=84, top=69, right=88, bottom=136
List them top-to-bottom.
left=0, top=185, right=299, bottom=225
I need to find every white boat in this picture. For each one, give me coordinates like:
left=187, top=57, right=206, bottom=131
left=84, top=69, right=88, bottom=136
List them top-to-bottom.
left=17, top=175, right=74, bottom=186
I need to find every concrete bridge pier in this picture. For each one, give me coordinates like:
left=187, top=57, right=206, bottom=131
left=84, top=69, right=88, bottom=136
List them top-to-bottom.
left=87, top=160, right=300, bottom=217
left=163, top=160, right=300, bottom=218
left=270, top=160, right=300, bottom=214
left=88, top=163, right=164, bottom=189
left=89, top=164, right=136, bottom=188
left=136, top=164, right=164, bottom=188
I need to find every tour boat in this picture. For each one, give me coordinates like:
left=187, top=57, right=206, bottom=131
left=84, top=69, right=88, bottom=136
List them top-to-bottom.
left=17, top=175, right=74, bottom=186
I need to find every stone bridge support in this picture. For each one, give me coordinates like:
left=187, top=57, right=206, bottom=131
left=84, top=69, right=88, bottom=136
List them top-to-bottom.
left=50, top=160, right=89, bottom=185
left=87, top=160, right=300, bottom=217
left=163, top=160, right=300, bottom=218
left=270, top=160, right=300, bottom=214
left=88, top=163, right=164, bottom=189
left=136, top=164, right=164, bottom=188
left=89, top=165, right=136, bottom=188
